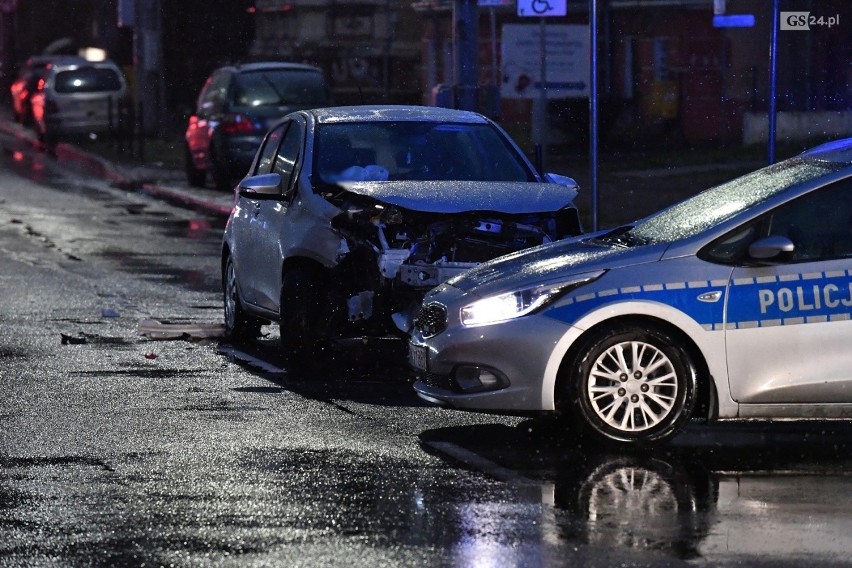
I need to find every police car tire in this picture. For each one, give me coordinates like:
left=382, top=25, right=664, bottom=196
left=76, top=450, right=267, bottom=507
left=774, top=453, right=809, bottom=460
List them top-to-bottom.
left=571, top=323, right=698, bottom=447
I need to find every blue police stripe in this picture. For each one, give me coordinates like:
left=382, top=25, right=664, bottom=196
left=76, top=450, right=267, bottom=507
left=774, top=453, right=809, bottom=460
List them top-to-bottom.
left=544, top=270, right=852, bottom=331
left=727, top=270, right=852, bottom=328
left=545, top=281, right=724, bottom=330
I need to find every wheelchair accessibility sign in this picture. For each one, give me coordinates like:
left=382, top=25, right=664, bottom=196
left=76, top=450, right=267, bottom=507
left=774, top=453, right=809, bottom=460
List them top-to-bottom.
left=517, top=0, right=567, bottom=17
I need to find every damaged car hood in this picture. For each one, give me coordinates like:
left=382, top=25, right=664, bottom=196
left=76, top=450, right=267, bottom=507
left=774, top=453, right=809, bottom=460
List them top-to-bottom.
left=336, top=180, right=578, bottom=214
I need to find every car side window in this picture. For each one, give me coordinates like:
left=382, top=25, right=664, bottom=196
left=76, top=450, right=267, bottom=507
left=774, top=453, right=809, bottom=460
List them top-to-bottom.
left=200, top=71, right=230, bottom=114
left=273, top=121, right=304, bottom=199
left=254, top=123, right=287, bottom=175
left=702, top=178, right=852, bottom=265
left=765, top=179, right=852, bottom=262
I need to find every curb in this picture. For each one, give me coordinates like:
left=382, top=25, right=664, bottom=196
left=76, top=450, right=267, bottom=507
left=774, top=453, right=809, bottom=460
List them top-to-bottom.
left=0, top=117, right=233, bottom=218
left=139, top=181, right=234, bottom=217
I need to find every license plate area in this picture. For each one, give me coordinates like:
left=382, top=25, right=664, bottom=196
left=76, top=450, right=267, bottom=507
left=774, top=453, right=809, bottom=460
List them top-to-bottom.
left=408, top=343, right=428, bottom=371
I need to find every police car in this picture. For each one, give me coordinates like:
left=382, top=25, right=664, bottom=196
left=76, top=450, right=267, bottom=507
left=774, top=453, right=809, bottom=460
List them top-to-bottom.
left=408, top=139, right=852, bottom=447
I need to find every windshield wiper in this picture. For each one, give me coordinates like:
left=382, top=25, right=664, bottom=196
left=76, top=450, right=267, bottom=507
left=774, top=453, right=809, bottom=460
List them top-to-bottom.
left=589, top=225, right=651, bottom=248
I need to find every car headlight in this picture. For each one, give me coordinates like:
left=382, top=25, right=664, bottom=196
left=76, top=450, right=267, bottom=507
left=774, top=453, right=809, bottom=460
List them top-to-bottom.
left=460, top=271, right=605, bottom=327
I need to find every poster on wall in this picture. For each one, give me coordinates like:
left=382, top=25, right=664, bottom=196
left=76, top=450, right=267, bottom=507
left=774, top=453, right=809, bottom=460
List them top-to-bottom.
left=500, top=24, right=590, bottom=99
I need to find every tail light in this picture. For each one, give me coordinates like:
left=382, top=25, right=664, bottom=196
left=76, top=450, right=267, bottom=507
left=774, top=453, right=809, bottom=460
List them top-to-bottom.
left=220, top=113, right=260, bottom=135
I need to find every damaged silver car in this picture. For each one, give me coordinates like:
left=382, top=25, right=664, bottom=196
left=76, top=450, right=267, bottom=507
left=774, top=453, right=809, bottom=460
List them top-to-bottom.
left=221, top=105, right=581, bottom=365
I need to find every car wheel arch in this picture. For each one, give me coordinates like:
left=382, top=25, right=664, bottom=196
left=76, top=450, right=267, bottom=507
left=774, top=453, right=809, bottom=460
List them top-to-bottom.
left=221, top=245, right=234, bottom=277
left=222, top=248, right=264, bottom=340
left=281, top=256, right=331, bottom=280
left=278, top=257, right=333, bottom=367
left=279, top=257, right=331, bottom=309
left=554, top=314, right=717, bottom=425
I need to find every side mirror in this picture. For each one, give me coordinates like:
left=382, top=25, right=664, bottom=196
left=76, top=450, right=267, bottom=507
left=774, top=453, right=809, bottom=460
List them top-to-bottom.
left=239, top=173, right=281, bottom=197
left=748, top=235, right=795, bottom=259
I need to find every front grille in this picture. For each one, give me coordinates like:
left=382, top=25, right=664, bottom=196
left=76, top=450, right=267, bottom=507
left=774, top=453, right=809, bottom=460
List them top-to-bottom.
left=413, top=302, right=447, bottom=338
left=420, top=372, right=455, bottom=391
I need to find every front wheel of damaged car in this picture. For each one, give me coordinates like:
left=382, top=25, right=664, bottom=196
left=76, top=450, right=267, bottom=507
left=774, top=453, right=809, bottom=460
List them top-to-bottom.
left=223, top=256, right=262, bottom=342
left=279, top=265, right=327, bottom=372
left=567, top=324, right=697, bottom=447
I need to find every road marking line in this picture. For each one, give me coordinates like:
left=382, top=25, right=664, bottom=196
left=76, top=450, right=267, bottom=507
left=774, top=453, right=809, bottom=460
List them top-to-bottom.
left=218, top=345, right=285, bottom=374
left=423, top=440, right=555, bottom=505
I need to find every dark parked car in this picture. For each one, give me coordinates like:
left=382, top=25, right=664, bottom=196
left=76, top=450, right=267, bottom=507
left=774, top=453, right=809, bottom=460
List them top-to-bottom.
left=10, top=55, right=86, bottom=125
left=184, top=61, right=330, bottom=190
left=221, top=105, right=582, bottom=370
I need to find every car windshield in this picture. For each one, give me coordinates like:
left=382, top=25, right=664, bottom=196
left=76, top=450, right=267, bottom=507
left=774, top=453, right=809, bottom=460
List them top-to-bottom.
left=54, top=68, right=122, bottom=93
left=233, top=70, right=328, bottom=107
left=314, top=121, right=535, bottom=183
left=594, top=158, right=845, bottom=247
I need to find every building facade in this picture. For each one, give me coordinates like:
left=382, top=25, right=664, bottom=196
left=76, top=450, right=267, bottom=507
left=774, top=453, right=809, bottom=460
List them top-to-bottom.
left=249, top=0, right=421, bottom=105
left=410, top=0, right=852, bottom=149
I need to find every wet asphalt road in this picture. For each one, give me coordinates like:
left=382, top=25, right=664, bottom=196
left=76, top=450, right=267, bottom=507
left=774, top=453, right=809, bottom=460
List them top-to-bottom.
left=0, top=129, right=851, bottom=567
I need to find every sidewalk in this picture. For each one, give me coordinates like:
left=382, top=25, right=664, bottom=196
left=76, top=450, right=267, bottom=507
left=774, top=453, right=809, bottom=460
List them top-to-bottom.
left=0, top=115, right=234, bottom=218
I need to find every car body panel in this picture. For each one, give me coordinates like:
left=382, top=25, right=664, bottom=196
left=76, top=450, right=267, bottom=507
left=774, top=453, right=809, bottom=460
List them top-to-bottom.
left=409, top=140, right=852, bottom=429
left=241, top=188, right=343, bottom=312
left=725, top=258, right=852, bottom=404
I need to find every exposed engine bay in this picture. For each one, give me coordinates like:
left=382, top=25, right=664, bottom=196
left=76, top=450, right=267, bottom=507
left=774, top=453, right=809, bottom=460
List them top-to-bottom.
left=328, top=190, right=582, bottom=333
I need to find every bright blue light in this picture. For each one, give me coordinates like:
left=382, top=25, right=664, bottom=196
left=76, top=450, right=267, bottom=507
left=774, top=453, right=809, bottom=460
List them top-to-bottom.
left=713, top=14, right=755, bottom=28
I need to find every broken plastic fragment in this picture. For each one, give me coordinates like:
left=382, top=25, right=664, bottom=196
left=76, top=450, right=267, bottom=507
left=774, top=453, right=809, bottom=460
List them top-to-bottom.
left=346, top=291, right=374, bottom=322
left=102, top=307, right=120, bottom=318
left=137, top=319, right=226, bottom=340
left=60, top=333, right=87, bottom=345
left=144, top=352, right=158, bottom=360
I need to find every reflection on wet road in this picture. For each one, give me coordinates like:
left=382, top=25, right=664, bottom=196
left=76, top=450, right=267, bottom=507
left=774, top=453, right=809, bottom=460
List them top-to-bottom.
left=219, top=331, right=852, bottom=566
left=421, top=420, right=852, bottom=565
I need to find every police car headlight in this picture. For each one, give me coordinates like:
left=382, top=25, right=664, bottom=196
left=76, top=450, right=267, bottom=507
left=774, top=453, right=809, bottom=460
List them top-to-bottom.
left=460, top=271, right=605, bottom=327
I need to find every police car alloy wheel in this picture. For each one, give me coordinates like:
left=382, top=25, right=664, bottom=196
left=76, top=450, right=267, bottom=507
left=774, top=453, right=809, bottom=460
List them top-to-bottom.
left=570, top=323, right=698, bottom=446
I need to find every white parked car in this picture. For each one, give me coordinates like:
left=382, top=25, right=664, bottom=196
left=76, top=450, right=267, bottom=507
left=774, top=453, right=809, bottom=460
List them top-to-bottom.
left=30, top=58, right=129, bottom=145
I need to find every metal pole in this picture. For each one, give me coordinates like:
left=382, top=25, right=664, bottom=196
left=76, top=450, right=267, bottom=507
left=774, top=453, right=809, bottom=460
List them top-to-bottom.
left=133, top=0, right=165, bottom=136
left=383, top=0, right=391, bottom=101
left=454, top=0, right=478, bottom=111
left=590, top=0, right=599, bottom=231
left=768, top=0, right=779, bottom=164
left=0, top=6, right=15, bottom=104
left=490, top=8, right=498, bottom=88
left=537, top=17, right=548, bottom=173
